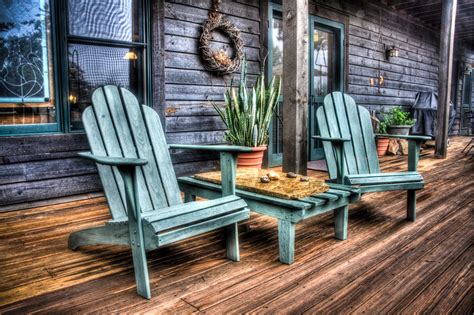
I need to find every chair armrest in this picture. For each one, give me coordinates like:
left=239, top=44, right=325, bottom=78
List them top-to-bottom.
left=375, top=134, right=431, bottom=141
left=375, top=134, right=429, bottom=172
left=312, top=136, right=351, bottom=143
left=169, top=144, right=254, bottom=153
left=169, top=145, right=252, bottom=197
left=78, top=152, right=148, bottom=166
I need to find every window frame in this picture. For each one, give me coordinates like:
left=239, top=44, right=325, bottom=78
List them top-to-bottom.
left=0, top=0, right=153, bottom=136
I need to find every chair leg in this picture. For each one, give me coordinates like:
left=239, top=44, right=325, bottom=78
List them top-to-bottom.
left=407, top=190, right=416, bottom=222
left=334, top=205, right=348, bottom=240
left=278, top=219, right=296, bottom=264
left=226, top=223, right=240, bottom=261
left=68, top=225, right=129, bottom=250
left=129, top=231, right=151, bottom=299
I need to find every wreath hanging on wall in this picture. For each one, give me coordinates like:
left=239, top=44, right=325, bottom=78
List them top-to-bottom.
left=199, top=0, right=244, bottom=74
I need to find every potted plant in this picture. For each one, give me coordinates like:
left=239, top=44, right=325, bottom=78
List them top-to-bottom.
left=213, top=57, right=281, bottom=168
left=384, top=106, right=416, bottom=135
left=376, top=120, right=390, bottom=157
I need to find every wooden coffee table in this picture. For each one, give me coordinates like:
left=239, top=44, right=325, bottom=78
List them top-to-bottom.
left=178, top=170, right=360, bottom=264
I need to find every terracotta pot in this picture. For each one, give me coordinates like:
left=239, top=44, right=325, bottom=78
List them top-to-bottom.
left=377, top=137, right=390, bottom=157
left=237, top=145, right=267, bottom=168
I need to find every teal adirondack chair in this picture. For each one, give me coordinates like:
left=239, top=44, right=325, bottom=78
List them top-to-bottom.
left=69, top=86, right=251, bottom=299
left=313, top=92, right=431, bottom=221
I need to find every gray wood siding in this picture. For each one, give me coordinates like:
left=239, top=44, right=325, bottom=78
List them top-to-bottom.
left=2, top=0, right=465, bottom=209
left=163, top=0, right=261, bottom=174
left=312, top=0, right=440, bottom=113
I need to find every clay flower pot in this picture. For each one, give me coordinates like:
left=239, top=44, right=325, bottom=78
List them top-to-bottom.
left=376, top=137, right=390, bottom=157
left=237, top=145, right=267, bottom=168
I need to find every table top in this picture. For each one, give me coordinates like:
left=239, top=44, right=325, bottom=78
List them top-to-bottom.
left=194, top=169, right=329, bottom=200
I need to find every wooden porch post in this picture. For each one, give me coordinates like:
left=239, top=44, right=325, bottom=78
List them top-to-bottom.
left=282, top=0, right=309, bottom=174
left=435, top=0, right=457, bottom=158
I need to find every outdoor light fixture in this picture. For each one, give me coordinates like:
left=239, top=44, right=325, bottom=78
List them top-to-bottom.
left=385, top=45, right=399, bottom=59
left=123, top=51, right=138, bottom=60
left=462, top=63, right=472, bottom=75
left=68, top=94, right=77, bottom=104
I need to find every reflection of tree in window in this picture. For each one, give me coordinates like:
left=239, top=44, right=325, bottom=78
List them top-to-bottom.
left=0, top=1, right=49, bottom=100
left=314, top=30, right=333, bottom=96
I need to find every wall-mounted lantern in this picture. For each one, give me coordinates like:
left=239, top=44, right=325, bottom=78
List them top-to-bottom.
left=385, top=45, right=399, bottom=59
left=385, top=46, right=400, bottom=59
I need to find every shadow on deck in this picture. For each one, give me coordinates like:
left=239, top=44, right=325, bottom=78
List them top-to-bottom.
left=0, top=137, right=472, bottom=313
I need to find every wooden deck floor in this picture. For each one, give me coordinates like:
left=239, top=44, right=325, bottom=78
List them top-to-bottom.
left=1, top=137, right=473, bottom=314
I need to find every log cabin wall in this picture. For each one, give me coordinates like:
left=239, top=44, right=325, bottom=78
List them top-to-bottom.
left=0, top=0, right=464, bottom=210
left=0, top=0, right=262, bottom=210
left=162, top=0, right=261, bottom=175
left=311, top=0, right=440, bottom=114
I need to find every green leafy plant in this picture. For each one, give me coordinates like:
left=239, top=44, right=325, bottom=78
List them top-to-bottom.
left=213, top=57, right=281, bottom=147
left=382, top=106, right=416, bottom=127
left=379, top=120, right=388, bottom=134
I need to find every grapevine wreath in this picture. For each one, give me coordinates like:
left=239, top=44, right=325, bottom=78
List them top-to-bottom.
left=199, top=0, right=244, bottom=74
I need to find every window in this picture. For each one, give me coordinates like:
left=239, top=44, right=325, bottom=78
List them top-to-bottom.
left=0, top=0, right=150, bottom=135
left=0, top=0, right=57, bottom=133
left=66, top=0, right=148, bottom=131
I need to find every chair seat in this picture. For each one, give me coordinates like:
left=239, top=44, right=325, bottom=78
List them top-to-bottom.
left=344, top=172, right=424, bottom=193
left=144, top=195, right=247, bottom=233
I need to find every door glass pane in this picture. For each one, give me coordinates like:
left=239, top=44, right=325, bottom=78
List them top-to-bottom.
left=0, top=0, right=56, bottom=126
left=68, top=0, right=140, bottom=42
left=271, top=11, right=283, bottom=155
left=271, top=14, right=283, bottom=78
left=313, top=29, right=334, bottom=96
left=68, top=44, right=140, bottom=129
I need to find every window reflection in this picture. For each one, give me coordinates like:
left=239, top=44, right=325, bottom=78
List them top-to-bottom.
left=0, top=0, right=56, bottom=126
left=68, top=0, right=140, bottom=42
left=313, top=29, right=334, bottom=96
left=68, top=44, right=140, bottom=128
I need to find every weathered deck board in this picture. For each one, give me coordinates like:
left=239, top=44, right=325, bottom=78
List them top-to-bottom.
left=0, top=137, right=472, bottom=313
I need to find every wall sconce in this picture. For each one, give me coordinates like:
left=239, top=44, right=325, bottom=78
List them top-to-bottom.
left=385, top=45, right=399, bottom=59
left=123, top=51, right=138, bottom=60
left=462, top=63, right=472, bottom=76
left=68, top=94, right=77, bottom=104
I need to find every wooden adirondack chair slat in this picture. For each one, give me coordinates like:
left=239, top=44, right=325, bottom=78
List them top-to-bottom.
left=90, top=87, right=154, bottom=213
left=330, top=92, right=359, bottom=174
left=336, top=93, right=368, bottom=174
left=356, top=102, right=380, bottom=173
left=142, top=106, right=183, bottom=206
left=83, top=108, right=126, bottom=219
left=345, top=173, right=423, bottom=185
left=142, top=195, right=240, bottom=221
left=149, top=198, right=247, bottom=233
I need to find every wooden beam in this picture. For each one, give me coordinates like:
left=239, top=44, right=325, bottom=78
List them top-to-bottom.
left=282, top=0, right=309, bottom=175
left=435, top=0, right=457, bottom=158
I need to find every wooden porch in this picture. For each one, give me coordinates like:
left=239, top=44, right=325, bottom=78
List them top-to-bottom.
left=1, top=137, right=472, bottom=313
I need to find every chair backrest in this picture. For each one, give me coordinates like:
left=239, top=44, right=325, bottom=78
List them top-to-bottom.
left=83, top=85, right=182, bottom=219
left=316, top=92, right=380, bottom=180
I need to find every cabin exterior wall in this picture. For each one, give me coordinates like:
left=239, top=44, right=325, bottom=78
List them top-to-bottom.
left=0, top=0, right=465, bottom=210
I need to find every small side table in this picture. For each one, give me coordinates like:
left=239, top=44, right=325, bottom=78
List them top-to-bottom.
left=178, top=175, right=360, bottom=264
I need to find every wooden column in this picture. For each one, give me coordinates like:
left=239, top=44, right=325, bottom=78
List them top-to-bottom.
left=282, top=0, right=309, bottom=174
left=435, top=0, right=457, bottom=158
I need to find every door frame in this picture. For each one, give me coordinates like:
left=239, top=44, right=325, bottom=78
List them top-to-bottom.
left=265, top=2, right=346, bottom=166
left=266, top=2, right=283, bottom=167
left=308, top=15, right=345, bottom=161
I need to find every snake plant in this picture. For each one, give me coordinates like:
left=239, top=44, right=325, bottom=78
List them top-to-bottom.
left=213, top=57, right=281, bottom=147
